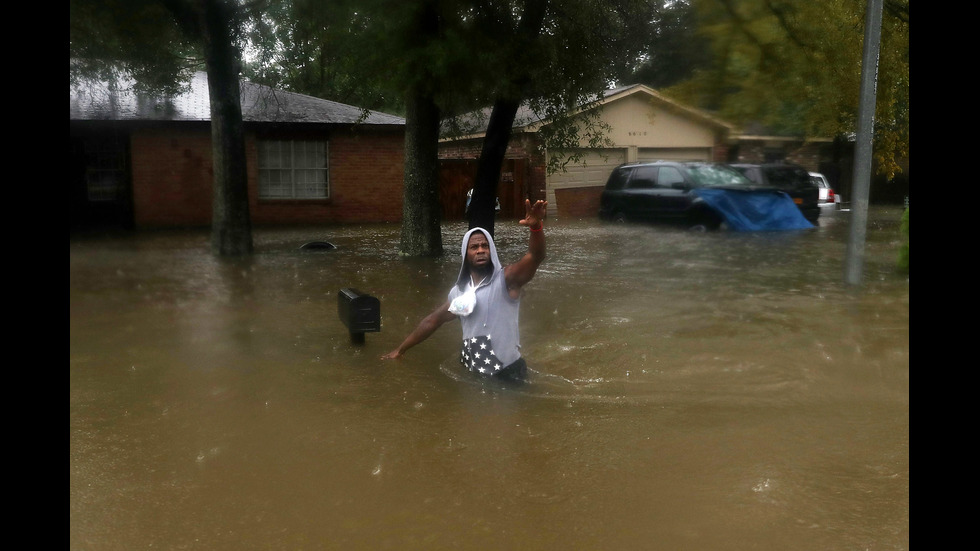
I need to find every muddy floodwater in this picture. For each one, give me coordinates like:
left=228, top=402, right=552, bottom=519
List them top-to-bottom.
left=70, top=207, right=909, bottom=550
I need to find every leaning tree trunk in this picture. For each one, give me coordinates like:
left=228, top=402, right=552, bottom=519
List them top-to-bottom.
left=200, top=0, right=252, bottom=256
left=467, top=1, right=549, bottom=237
left=399, top=84, right=443, bottom=256
left=467, top=98, right=521, bottom=237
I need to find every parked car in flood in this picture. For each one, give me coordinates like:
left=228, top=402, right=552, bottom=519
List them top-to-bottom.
left=599, top=161, right=767, bottom=230
left=729, top=163, right=820, bottom=223
left=809, top=172, right=840, bottom=208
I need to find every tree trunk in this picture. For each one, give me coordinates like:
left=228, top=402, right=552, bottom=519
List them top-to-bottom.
left=200, top=0, right=252, bottom=256
left=397, top=0, right=443, bottom=256
left=467, top=1, right=550, bottom=237
left=399, top=84, right=443, bottom=256
left=468, top=98, right=521, bottom=237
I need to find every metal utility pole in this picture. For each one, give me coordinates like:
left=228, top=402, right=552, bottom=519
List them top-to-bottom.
left=844, top=0, right=884, bottom=286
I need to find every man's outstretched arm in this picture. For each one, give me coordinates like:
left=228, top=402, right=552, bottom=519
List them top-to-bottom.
left=505, top=199, right=547, bottom=293
left=381, top=300, right=456, bottom=360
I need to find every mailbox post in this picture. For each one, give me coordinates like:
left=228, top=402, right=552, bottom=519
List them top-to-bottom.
left=337, top=288, right=380, bottom=344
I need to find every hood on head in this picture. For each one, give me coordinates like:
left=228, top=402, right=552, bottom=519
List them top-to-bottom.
left=455, top=227, right=502, bottom=289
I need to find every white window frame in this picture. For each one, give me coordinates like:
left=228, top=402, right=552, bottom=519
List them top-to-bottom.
left=258, top=139, right=329, bottom=199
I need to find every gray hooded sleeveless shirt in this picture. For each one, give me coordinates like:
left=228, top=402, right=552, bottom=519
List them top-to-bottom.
left=448, top=228, right=522, bottom=374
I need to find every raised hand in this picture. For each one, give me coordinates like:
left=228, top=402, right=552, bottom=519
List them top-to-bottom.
left=520, top=199, right=548, bottom=229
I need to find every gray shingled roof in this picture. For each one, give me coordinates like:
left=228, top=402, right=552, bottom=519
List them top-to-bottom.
left=70, top=71, right=404, bottom=126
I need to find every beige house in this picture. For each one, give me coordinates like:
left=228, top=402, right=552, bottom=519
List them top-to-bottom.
left=439, top=84, right=734, bottom=218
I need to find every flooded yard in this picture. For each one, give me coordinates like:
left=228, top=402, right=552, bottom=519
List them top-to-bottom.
left=70, top=206, right=909, bottom=550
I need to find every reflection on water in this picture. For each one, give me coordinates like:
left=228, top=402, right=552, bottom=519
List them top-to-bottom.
left=71, top=208, right=908, bottom=550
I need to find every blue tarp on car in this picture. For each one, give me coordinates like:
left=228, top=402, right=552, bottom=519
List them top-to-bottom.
left=692, top=188, right=815, bottom=231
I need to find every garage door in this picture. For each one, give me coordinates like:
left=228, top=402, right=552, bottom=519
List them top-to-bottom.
left=546, top=148, right=626, bottom=213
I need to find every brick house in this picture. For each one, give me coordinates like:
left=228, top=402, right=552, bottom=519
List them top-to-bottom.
left=71, top=71, right=405, bottom=230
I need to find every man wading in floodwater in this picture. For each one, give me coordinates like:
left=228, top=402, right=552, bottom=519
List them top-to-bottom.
left=381, top=200, right=548, bottom=379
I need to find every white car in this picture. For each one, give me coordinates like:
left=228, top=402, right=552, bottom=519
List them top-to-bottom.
left=809, top=172, right=840, bottom=207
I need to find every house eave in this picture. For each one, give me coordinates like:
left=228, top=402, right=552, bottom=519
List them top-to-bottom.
left=70, top=71, right=405, bottom=127
left=440, top=84, right=735, bottom=143
left=732, top=134, right=835, bottom=144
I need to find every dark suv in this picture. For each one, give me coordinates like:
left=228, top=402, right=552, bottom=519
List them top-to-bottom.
left=599, top=161, right=760, bottom=230
left=729, top=163, right=820, bottom=223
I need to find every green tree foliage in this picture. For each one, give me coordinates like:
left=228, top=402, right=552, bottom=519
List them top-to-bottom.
left=71, top=0, right=259, bottom=256
left=71, top=0, right=197, bottom=95
left=244, top=0, right=403, bottom=114
left=617, top=0, right=713, bottom=89
left=666, top=0, right=908, bottom=177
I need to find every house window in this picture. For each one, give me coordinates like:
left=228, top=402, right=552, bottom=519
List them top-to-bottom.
left=86, top=138, right=128, bottom=202
left=258, top=140, right=329, bottom=199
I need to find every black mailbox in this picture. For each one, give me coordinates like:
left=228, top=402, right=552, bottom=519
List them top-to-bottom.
left=338, top=288, right=380, bottom=343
